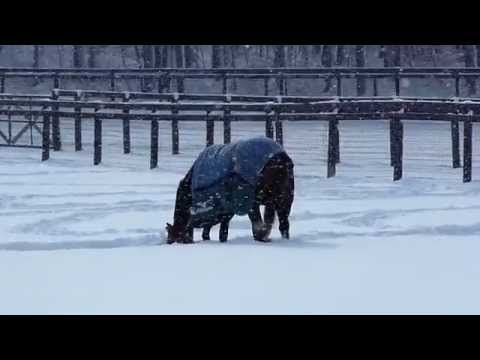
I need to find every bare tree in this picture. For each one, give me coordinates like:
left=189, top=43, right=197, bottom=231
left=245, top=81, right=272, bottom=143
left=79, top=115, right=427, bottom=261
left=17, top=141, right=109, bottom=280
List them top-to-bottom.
left=32, top=45, right=41, bottom=86
left=33, top=45, right=40, bottom=68
left=57, top=45, right=65, bottom=67
left=72, top=45, right=85, bottom=68
left=142, top=45, right=154, bottom=91
left=142, top=45, right=153, bottom=68
left=174, top=45, right=184, bottom=68
left=185, top=45, right=196, bottom=68
left=212, top=45, right=222, bottom=68
left=222, top=45, right=229, bottom=67
left=243, top=45, right=251, bottom=66
left=273, top=45, right=286, bottom=67
left=300, top=45, right=310, bottom=66
left=321, top=45, right=333, bottom=92
left=336, top=45, right=346, bottom=66
left=383, top=45, right=401, bottom=67
left=404, top=45, right=415, bottom=67
left=464, top=45, right=476, bottom=95
left=88, top=46, right=97, bottom=68
left=134, top=46, right=143, bottom=67
left=231, top=46, right=238, bottom=90
left=273, top=46, right=286, bottom=93
left=477, top=46, right=480, bottom=69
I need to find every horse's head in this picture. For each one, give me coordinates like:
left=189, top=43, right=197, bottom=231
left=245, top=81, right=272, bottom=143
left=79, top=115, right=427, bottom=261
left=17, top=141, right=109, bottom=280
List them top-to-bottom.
left=166, top=222, right=193, bottom=244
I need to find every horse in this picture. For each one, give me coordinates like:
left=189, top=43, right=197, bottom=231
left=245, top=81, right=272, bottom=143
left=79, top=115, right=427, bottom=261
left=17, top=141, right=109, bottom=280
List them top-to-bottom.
left=166, top=137, right=294, bottom=244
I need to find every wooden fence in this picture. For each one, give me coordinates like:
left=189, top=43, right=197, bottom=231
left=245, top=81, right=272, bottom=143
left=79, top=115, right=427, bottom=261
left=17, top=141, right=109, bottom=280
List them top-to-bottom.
left=0, top=91, right=479, bottom=183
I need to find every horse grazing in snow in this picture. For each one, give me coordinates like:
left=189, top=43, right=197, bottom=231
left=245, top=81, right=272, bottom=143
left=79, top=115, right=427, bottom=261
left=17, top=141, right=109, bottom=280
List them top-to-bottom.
left=166, top=137, right=294, bottom=244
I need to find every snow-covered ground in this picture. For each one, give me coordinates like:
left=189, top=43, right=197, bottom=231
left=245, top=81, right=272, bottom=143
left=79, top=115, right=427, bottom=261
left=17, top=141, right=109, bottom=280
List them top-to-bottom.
left=1, top=117, right=480, bottom=314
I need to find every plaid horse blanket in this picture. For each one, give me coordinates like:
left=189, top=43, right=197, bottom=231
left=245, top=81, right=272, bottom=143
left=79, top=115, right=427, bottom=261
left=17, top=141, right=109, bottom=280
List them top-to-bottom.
left=190, top=137, right=284, bottom=227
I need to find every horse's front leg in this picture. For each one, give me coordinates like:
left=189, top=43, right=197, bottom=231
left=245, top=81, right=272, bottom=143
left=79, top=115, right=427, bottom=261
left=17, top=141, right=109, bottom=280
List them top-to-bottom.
left=262, top=203, right=275, bottom=240
left=248, top=205, right=269, bottom=242
left=183, top=225, right=194, bottom=244
left=202, top=226, right=211, bottom=241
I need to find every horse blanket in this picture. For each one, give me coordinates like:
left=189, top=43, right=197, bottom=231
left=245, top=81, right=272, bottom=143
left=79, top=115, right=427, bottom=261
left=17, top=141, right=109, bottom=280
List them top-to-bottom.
left=190, top=137, right=284, bottom=227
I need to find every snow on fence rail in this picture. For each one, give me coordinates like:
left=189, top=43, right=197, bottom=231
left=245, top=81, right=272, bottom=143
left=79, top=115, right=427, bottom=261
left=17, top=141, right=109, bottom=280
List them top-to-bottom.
left=2, top=67, right=480, bottom=97
left=0, top=92, right=478, bottom=183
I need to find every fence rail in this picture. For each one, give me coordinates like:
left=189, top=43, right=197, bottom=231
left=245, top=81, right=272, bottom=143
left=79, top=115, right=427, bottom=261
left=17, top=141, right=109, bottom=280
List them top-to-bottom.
left=2, top=67, right=480, bottom=97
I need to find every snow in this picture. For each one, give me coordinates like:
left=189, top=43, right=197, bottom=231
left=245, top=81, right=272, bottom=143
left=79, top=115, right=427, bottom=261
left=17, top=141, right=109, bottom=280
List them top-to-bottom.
left=1, top=118, right=480, bottom=314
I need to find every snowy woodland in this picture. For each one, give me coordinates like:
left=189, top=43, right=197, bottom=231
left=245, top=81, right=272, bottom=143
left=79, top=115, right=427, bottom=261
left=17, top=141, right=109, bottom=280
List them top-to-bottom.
left=0, top=45, right=479, bottom=94
left=1, top=45, right=480, bottom=314
left=1, top=45, right=478, bottom=69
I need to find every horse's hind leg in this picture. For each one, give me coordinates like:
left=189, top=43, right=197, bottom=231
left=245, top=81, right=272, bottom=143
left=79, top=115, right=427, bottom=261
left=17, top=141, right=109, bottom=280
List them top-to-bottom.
left=276, top=190, right=293, bottom=239
left=277, top=208, right=290, bottom=239
left=219, top=216, right=232, bottom=242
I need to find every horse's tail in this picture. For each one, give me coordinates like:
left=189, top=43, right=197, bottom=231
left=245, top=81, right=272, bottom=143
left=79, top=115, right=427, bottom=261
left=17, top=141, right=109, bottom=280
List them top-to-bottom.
left=262, top=151, right=294, bottom=202
left=276, top=151, right=294, bottom=186
left=282, top=152, right=295, bottom=200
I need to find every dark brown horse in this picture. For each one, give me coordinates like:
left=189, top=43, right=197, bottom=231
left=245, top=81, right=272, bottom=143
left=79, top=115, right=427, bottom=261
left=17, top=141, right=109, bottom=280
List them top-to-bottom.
left=166, top=140, right=294, bottom=244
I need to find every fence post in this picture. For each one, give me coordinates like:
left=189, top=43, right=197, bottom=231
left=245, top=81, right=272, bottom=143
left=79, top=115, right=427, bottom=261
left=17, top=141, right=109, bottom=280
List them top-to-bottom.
left=110, top=70, right=115, bottom=92
left=395, top=71, right=400, bottom=96
left=0, top=72, right=5, bottom=93
left=53, top=72, right=60, bottom=89
left=158, top=72, right=166, bottom=94
left=335, top=72, right=341, bottom=163
left=336, top=72, right=342, bottom=97
left=451, top=72, right=461, bottom=168
left=278, top=73, right=285, bottom=96
left=455, top=73, right=460, bottom=97
left=165, top=75, right=172, bottom=93
left=176, top=75, right=185, bottom=93
left=222, top=75, right=228, bottom=95
left=373, top=77, right=378, bottom=96
left=264, top=78, right=269, bottom=96
left=275, top=78, right=284, bottom=144
left=51, top=89, right=61, bottom=151
left=74, top=92, right=82, bottom=151
left=122, top=93, right=131, bottom=154
left=223, top=93, right=231, bottom=144
left=171, top=96, right=179, bottom=154
left=8, top=109, right=12, bottom=144
left=93, top=110, right=102, bottom=166
left=265, top=110, right=274, bottom=139
left=206, top=111, right=214, bottom=147
left=275, top=111, right=283, bottom=145
left=41, top=113, right=50, bottom=161
left=150, top=118, right=159, bottom=169
left=392, top=118, right=404, bottom=181
left=327, top=119, right=337, bottom=178
left=390, top=119, right=395, bottom=166
left=463, top=119, right=473, bottom=183
left=334, top=120, right=340, bottom=164
left=451, top=120, right=461, bottom=168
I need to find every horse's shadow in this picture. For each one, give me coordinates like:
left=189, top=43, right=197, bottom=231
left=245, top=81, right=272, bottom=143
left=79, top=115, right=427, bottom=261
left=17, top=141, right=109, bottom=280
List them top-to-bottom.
left=194, top=234, right=339, bottom=250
